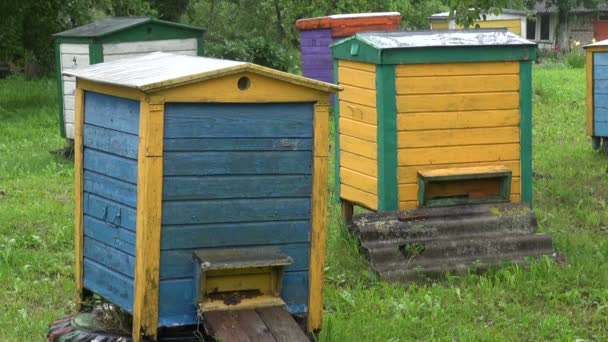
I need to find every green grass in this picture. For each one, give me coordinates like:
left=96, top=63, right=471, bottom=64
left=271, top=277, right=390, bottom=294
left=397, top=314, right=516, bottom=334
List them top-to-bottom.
left=1, top=66, right=608, bottom=341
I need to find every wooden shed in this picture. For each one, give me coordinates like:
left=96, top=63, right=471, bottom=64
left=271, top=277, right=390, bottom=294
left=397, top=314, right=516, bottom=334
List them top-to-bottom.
left=429, top=9, right=527, bottom=37
left=295, top=12, right=401, bottom=84
left=53, top=17, right=205, bottom=140
left=331, top=30, right=536, bottom=217
left=584, top=40, right=608, bottom=151
left=64, top=52, right=339, bottom=341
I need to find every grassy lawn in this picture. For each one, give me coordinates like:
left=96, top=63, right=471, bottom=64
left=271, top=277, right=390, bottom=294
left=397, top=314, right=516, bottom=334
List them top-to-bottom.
left=1, top=65, right=608, bottom=341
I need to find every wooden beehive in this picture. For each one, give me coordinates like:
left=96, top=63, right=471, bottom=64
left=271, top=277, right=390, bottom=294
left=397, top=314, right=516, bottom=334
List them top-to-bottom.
left=429, top=8, right=527, bottom=37
left=295, top=12, right=401, bottom=84
left=53, top=17, right=205, bottom=140
left=331, top=30, right=536, bottom=217
left=584, top=40, right=608, bottom=151
left=65, top=52, right=339, bottom=341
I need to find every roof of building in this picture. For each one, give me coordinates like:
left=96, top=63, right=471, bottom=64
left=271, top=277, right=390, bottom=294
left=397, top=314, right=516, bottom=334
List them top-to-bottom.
left=429, top=8, right=527, bottom=19
left=295, top=12, right=401, bottom=31
left=54, top=17, right=205, bottom=38
left=350, top=29, right=534, bottom=49
left=584, top=39, right=608, bottom=48
left=63, top=52, right=340, bottom=93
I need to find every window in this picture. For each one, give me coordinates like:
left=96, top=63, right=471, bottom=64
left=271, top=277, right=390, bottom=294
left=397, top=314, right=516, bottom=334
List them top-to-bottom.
left=540, top=14, right=550, bottom=40
left=526, top=19, right=536, bottom=39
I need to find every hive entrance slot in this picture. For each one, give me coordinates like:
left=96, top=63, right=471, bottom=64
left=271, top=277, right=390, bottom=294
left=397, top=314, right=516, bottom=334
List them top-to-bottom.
left=417, top=166, right=512, bottom=207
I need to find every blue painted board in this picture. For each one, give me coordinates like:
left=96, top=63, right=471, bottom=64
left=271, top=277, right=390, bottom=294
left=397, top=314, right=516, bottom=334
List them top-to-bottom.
left=594, top=52, right=608, bottom=66
left=594, top=66, right=608, bottom=80
left=594, top=79, right=608, bottom=94
left=84, top=92, right=140, bottom=135
left=594, top=94, right=608, bottom=109
left=163, top=103, right=313, bottom=139
left=595, top=121, right=608, bottom=136
left=84, top=124, right=138, bottom=159
left=163, top=138, right=312, bottom=152
left=84, top=148, right=138, bottom=184
left=163, top=151, right=312, bottom=176
left=84, top=170, right=137, bottom=208
left=163, top=175, right=311, bottom=200
left=84, top=193, right=136, bottom=231
left=162, top=197, right=311, bottom=225
left=84, top=215, right=136, bottom=255
left=160, top=220, right=310, bottom=249
left=84, top=237, right=135, bottom=278
left=159, top=243, right=310, bottom=280
left=83, top=258, right=134, bottom=312
left=157, top=271, right=308, bottom=327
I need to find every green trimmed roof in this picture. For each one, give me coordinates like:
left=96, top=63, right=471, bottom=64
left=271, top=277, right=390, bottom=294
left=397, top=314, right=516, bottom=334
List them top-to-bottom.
left=54, top=17, right=205, bottom=38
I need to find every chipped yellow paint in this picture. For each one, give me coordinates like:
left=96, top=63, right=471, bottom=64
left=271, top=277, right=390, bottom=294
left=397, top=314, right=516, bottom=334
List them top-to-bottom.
left=396, top=61, right=519, bottom=77
left=396, top=74, right=519, bottom=95
left=73, top=86, right=85, bottom=308
left=339, top=100, right=377, bottom=125
left=398, top=109, right=519, bottom=131
left=398, top=126, right=520, bottom=148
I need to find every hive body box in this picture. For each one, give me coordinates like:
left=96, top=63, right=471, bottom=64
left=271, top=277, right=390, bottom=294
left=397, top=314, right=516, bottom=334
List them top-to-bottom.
left=429, top=9, right=527, bottom=37
left=295, top=12, right=401, bottom=84
left=53, top=17, right=205, bottom=140
left=331, top=30, right=536, bottom=213
left=584, top=40, right=608, bottom=150
left=65, top=52, right=338, bottom=340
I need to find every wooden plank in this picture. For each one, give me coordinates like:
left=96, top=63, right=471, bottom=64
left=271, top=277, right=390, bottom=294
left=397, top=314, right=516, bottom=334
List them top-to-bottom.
left=430, top=21, right=449, bottom=29
left=102, top=38, right=198, bottom=54
left=60, top=43, right=89, bottom=54
left=103, top=50, right=197, bottom=62
left=594, top=52, right=608, bottom=65
left=60, top=53, right=90, bottom=70
left=338, top=60, right=376, bottom=72
left=395, top=61, right=519, bottom=77
left=338, top=66, right=375, bottom=89
left=593, top=66, right=608, bottom=80
left=396, top=74, right=519, bottom=95
left=78, top=79, right=144, bottom=101
left=339, top=84, right=376, bottom=107
left=74, top=87, right=85, bottom=307
left=83, top=92, right=140, bottom=134
left=397, top=92, right=520, bottom=113
left=339, top=100, right=377, bottom=125
left=164, top=103, right=313, bottom=139
left=314, top=104, right=329, bottom=157
left=397, top=109, right=519, bottom=131
left=339, top=117, right=377, bottom=142
left=83, top=124, right=139, bottom=159
left=398, top=126, right=520, bottom=148
left=339, top=134, right=377, bottom=159
left=164, top=138, right=312, bottom=152
left=398, top=143, right=520, bottom=166
left=84, top=148, right=138, bottom=184
left=340, top=150, right=378, bottom=177
left=164, top=151, right=312, bottom=176
left=398, top=160, right=521, bottom=184
left=418, top=165, right=512, bottom=178
left=340, top=167, right=378, bottom=195
left=84, top=170, right=137, bottom=207
left=163, top=175, right=311, bottom=200
left=399, top=177, right=521, bottom=203
left=425, top=178, right=504, bottom=199
left=340, top=184, right=378, bottom=210
left=84, top=193, right=136, bottom=231
left=162, top=198, right=311, bottom=225
left=399, top=200, right=418, bottom=210
left=83, top=215, right=136, bottom=254
left=160, top=221, right=310, bottom=249
left=84, top=237, right=135, bottom=277
left=83, top=259, right=134, bottom=312
left=281, top=271, right=309, bottom=309
left=202, top=295, right=286, bottom=312
left=257, top=307, right=310, bottom=342
left=204, top=310, right=277, bottom=342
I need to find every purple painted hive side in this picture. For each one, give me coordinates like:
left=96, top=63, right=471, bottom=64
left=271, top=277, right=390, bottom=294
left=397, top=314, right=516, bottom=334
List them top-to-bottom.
left=300, top=29, right=334, bottom=84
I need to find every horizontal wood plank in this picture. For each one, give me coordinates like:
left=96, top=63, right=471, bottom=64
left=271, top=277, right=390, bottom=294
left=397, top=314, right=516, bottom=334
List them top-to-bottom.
left=102, top=38, right=197, bottom=54
left=338, top=60, right=376, bottom=72
left=396, top=61, right=519, bottom=77
left=338, top=66, right=375, bottom=89
left=396, top=74, right=519, bottom=95
left=339, top=84, right=376, bottom=107
left=83, top=92, right=140, bottom=135
left=397, top=92, right=520, bottom=113
left=339, top=100, right=377, bottom=125
left=397, top=110, right=519, bottom=131
left=339, top=117, right=377, bottom=142
left=83, top=124, right=138, bottom=159
left=398, top=126, right=520, bottom=148
left=339, top=134, right=377, bottom=159
left=164, top=138, right=312, bottom=152
left=398, top=143, right=521, bottom=166
left=83, top=148, right=138, bottom=184
left=340, top=150, right=378, bottom=177
left=398, top=160, right=521, bottom=183
left=340, top=167, right=378, bottom=194
left=84, top=170, right=137, bottom=207
left=398, top=177, right=521, bottom=202
left=340, top=183, right=378, bottom=210
left=84, top=193, right=136, bottom=231
left=83, top=215, right=136, bottom=254
left=84, top=237, right=135, bottom=278
left=83, top=258, right=134, bottom=312
left=256, top=306, right=310, bottom=342
left=204, top=309, right=277, bottom=342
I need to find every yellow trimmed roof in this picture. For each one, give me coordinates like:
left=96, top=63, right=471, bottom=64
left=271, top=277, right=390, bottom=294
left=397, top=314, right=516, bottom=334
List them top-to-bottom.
left=63, top=52, right=340, bottom=93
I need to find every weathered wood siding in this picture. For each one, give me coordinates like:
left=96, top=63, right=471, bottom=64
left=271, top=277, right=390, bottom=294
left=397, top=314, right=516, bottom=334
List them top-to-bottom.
left=468, top=19, right=522, bottom=35
left=300, top=29, right=334, bottom=84
left=102, top=38, right=198, bottom=62
left=60, top=44, right=90, bottom=139
left=594, top=52, right=608, bottom=136
left=338, top=60, right=378, bottom=209
left=396, top=61, right=522, bottom=209
left=82, top=91, right=139, bottom=312
left=158, top=103, right=314, bottom=326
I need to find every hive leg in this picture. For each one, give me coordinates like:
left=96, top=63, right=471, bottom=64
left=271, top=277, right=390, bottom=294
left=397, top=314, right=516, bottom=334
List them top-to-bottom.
left=593, top=136, right=601, bottom=150
left=340, top=200, right=354, bottom=224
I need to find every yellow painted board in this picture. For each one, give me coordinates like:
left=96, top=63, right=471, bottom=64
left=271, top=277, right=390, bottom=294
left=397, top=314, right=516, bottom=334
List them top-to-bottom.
left=467, top=20, right=521, bottom=34
left=430, top=21, right=449, bottom=29
left=587, top=51, right=594, bottom=136
left=339, top=60, right=376, bottom=73
left=396, top=62, right=519, bottom=77
left=338, top=67, right=376, bottom=90
left=157, top=72, right=328, bottom=103
left=396, top=74, right=519, bottom=95
left=78, top=79, right=145, bottom=100
left=339, top=84, right=376, bottom=107
left=73, top=87, right=85, bottom=307
left=397, top=92, right=520, bottom=113
left=339, top=100, right=377, bottom=125
left=132, top=101, right=165, bottom=342
left=314, top=105, right=330, bottom=157
left=397, top=109, right=519, bottom=131
left=340, top=117, right=377, bottom=142
left=398, top=126, right=520, bottom=148
left=340, top=134, right=377, bottom=159
left=398, top=143, right=521, bottom=166
left=340, top=150, right=378, bottom=177
left=398, top=160, right=521, bottom=184
left=418, top=165, right=512, bottom=178
left=340, top=167, right=378, bottom=194
left=399, top=177, right=521, bottom=202
left=340, top=183, right=378, bottom=210
left=399, top=183, right=419, bottom=201
left=510, top=194, right=521, bottom=202
left=399, top=200, right=418, bottom=210
left=205, top=272, right=273, bottom=293
left=203, top=295, right=285, bottom=312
